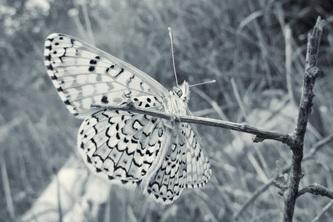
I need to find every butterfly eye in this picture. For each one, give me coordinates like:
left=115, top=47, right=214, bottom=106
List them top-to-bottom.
left=176, top=89, right=183, bottom=97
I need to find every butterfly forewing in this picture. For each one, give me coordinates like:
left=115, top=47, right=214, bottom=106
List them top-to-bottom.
left=44, top=33, right=168, bottom=118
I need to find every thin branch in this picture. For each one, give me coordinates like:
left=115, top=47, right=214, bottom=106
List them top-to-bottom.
left=283, top=17, right=325, bottom=222
left=91, top=104, right=293, bottom=145
left=298, top=184, right=333, bottom=199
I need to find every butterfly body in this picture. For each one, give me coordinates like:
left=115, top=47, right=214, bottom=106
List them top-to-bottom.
left=44, top=33, right=211, bottom=204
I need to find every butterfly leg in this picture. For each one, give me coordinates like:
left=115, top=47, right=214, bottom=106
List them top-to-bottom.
left=120, top=90, right=134, bottom=107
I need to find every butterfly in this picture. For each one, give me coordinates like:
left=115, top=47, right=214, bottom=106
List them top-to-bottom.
left=44, top=33, right=212, bottom=204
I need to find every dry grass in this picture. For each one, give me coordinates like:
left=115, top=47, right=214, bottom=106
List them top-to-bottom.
left=1, top=0, right=333, bottom=221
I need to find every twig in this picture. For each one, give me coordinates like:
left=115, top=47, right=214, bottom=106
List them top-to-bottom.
left=283, top=17, right=324, bottom=222
left=91, top=104, right=293, bottom=145
left=298, top=184, right=333, bottom=199
left=311, top=200, right=333, bottom=222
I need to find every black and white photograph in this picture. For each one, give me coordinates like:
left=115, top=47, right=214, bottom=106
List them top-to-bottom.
left=1, top=0, right=333, bottom=221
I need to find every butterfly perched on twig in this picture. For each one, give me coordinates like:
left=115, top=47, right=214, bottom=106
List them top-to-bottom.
left=44, top=33, right=211, bottom=204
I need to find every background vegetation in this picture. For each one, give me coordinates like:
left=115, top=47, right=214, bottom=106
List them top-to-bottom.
left=1, top=0, right=333, bottom=221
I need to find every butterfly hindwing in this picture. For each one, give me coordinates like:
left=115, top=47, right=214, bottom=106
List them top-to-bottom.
left=44, top=33, right=168, bottom=118
left=78, top=106, right=167, bottom=184
left=145, top=123, right=211, bottom=203
left=180, top=123, right=212, bottom=188
left=145, top=128, right=187, bottom=203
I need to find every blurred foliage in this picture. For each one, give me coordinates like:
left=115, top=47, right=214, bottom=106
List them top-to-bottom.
left=1, top=0, right=333, bottom=221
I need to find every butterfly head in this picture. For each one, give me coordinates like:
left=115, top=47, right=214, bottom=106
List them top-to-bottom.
left=172, top=81, right=190, bottom=103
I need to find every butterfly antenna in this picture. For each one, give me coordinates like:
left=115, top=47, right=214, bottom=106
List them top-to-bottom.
left=168, top=27, right=179, bottom=86
left=189, top=80, right=216, bottom=88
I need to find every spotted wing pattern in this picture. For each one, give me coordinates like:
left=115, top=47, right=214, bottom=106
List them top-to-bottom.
left=44, top=33, right=168, bottom=118
left=78, top=115, right=165, bottom=185
left=145, top=123, right=211, bottom=203
left=180, top=123, right=212, bottom=188
left=145, top=129, right=187, bottom=203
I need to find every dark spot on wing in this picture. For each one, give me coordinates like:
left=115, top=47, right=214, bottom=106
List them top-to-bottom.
left=89, top=59, right=97, bottom=65
left=89, top=66, right=95, bottom=72
left=115, top=68, right=124, bottom=77
left=101, top=96, right=108, bottom=104
left=87, top=156, right=92, bottom=163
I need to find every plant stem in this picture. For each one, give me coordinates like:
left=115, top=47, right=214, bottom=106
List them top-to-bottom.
left=282, top=17, right=324, bottom=222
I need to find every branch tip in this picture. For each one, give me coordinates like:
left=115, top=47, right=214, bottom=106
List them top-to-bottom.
left=315, top=16, right=325, bottom=31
